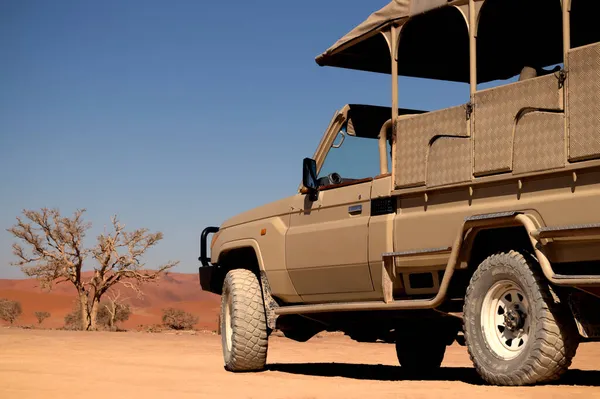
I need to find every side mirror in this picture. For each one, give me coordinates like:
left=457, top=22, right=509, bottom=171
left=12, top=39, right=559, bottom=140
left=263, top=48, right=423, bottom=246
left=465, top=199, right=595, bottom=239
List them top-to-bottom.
left=302, top=158, right=319, bottom=201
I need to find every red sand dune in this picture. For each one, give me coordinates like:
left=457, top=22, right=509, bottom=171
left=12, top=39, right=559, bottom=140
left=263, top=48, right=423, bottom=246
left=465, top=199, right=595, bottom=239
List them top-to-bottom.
left=0, top=272, right=221, bottom=330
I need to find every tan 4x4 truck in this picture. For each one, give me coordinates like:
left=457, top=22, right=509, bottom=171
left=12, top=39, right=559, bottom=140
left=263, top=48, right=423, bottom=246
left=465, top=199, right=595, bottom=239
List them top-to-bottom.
left=199, top=0, right=600, bottom=386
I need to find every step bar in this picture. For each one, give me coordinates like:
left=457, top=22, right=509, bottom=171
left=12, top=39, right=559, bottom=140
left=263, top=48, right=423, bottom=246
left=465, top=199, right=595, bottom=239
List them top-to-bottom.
left=531, top=222, right=600, bottom=240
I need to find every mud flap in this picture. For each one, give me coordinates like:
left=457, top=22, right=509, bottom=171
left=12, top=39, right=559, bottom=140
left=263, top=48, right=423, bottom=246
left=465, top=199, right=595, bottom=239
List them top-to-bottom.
left=260, top=271, right=280, bottom=331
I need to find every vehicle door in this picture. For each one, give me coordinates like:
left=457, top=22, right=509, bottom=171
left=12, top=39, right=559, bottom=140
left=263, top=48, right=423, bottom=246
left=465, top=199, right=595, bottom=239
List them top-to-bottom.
left=285, top=124, right=381, bottom=301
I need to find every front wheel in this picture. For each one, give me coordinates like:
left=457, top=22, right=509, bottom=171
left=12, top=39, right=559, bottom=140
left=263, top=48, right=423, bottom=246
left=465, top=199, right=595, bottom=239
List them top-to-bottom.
left=463, top=251, right=579, bottom=386
left=220, top=268, right=268, bottom=372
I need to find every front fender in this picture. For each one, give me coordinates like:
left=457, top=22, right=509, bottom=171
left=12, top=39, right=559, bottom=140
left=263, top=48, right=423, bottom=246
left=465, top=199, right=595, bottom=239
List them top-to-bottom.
left=214, top=238, right=266, bottom=271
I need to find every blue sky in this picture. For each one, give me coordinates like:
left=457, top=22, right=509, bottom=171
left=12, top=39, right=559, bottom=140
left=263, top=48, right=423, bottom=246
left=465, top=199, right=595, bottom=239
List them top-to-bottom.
left=0, top=0, right=469, bottom=278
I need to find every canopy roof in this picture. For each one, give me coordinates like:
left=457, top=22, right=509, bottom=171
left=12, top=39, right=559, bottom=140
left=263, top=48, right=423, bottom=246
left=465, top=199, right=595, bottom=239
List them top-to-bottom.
left=316, top=0, right=566, bottom=84
left=315, top=1, right=469, bottom=81
left=317, top=1, right=444, bottom=64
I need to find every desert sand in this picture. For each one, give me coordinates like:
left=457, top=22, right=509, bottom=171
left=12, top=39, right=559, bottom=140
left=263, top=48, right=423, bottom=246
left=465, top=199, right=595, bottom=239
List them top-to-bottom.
left=0, top=328, right=599, bottom=399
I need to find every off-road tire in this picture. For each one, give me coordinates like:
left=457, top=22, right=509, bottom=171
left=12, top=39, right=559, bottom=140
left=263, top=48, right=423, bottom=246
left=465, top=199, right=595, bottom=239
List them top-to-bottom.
left=463, top=251, right=579, bottom=386
left=220, top=268, right=268, bottom=372
left=395, top=333, right=446, bottom=372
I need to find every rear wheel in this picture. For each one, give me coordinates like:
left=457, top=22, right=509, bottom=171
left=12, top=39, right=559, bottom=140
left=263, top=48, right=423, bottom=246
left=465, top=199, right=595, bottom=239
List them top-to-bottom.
left=463, top=251, right=579, bottom=386
left=220, top=268, right=268, bottom=372
left=395, top=331, right=447, bottom=373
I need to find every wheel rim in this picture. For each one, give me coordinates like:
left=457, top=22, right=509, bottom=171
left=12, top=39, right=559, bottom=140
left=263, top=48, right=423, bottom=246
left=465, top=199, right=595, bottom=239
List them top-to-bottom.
left=481, top=280, right=530, bottom=360
left=224, top=292, right=233, bottom=353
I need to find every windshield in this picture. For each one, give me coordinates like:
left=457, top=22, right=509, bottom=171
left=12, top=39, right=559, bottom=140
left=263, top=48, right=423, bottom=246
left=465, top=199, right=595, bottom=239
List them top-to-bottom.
left=318, top=127, right=388, bottom=183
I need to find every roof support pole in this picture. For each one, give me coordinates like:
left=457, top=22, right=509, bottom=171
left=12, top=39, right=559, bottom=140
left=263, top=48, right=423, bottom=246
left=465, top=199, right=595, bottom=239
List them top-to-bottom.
left=468, top=0, right=477, bottom=95
left=562, top=0, right=571, bottom=58
left=562, top=0, right=571, bottom=156
left=390, top=24, right=400, bottom=187
left=391, top=25, right=399, bottom=126
left=378, top=119, right=392, bottom=175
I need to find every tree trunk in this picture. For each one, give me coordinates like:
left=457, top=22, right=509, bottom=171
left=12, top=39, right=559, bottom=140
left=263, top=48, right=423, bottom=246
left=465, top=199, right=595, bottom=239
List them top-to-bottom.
left=79, top=293, right=91, bottom=331
left=79, top=293, right=100, bottom=331
left=89, top=299, right=99, bottom=331
left=108, top=307, right=115, bottom=331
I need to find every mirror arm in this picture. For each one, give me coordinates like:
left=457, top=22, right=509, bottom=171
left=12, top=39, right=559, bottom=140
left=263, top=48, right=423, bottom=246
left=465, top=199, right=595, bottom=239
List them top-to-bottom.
left=302, top=157, right=319, bottom=201
left=300, top=186, right=319, bottom=200
left=308, top=187, right=319, bottom=202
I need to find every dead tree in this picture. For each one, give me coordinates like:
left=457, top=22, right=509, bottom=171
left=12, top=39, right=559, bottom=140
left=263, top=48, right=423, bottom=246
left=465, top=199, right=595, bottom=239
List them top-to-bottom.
left=7, top=208, right=178, bottom=331
left=102, top=290, right=130, bottom=330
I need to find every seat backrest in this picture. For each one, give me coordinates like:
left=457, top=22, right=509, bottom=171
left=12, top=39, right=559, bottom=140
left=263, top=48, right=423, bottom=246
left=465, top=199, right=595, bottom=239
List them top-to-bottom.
left=473, top=74, right=561, bottom=176
left=394, top=105, right=467, bottom=189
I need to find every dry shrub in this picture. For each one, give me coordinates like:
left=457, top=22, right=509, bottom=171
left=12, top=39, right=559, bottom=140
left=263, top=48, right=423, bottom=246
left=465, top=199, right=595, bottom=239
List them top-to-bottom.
left=0, top=298, right=23, bottom=325
left=64, top=300, right=130, bottom=331
left=97, top=301, right=131, bottom=331
left=64, top=303, right=83, bottom=330
left=161, top=308, right=199, bottom=330
left=34, top=311, right=51, bottom=325
left=141, top=324, right=164, bottom=333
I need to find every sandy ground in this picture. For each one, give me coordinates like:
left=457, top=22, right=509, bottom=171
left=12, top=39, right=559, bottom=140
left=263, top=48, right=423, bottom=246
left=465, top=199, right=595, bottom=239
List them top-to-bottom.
left=0, top=328, right=599, bottom=399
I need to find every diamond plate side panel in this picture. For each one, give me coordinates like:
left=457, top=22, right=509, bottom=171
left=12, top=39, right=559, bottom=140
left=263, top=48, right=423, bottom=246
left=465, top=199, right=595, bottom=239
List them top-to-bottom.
left=568, top=42, right=600, bottom=162
left=474, top=74, right=561, bottom=176
left=394, top=105, right=466, bottom=189
left=513, top=112, right=565, bottom=175
left=426, top=136, right=472, bottom=187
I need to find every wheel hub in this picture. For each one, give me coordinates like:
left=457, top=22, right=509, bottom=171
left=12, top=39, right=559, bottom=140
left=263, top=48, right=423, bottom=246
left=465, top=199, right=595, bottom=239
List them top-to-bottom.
left=481, top=280, right=531, bottom=360
left=504, top=305, right=526, bottom=331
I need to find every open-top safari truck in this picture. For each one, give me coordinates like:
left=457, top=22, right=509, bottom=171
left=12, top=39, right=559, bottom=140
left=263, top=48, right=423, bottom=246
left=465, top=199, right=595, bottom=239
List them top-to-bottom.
left=198, top=0, right=600, bottom=386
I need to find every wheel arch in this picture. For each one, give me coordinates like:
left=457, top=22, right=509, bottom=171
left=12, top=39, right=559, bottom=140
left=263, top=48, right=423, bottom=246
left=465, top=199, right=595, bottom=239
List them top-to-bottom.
left=446, top=212, right=545, bottom=300
left=464, top=225, right=537, bottom=271
left=215, top=239, right=280, bottom=330
left=216, top=239, right=266, bottom=272
left=209, top=240, right=265, bottom=296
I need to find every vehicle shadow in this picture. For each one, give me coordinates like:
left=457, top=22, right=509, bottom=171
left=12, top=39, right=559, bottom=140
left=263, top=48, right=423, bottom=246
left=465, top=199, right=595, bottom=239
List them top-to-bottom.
left=267, top=363, right=600, bottom=387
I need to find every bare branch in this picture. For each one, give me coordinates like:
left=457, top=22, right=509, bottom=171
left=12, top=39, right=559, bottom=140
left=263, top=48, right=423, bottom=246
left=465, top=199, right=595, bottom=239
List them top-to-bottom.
left=7, top=208, right=91, bottom=291
left=90, top=219, right=178, bottom=300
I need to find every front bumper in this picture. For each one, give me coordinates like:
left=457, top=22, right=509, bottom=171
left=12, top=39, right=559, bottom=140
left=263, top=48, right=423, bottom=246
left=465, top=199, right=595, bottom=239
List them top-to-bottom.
left=198, top=226, right=221, bottom=293
left=199, top=226, right=219, bottom=267
left=199, top=264, right=222, bottom=293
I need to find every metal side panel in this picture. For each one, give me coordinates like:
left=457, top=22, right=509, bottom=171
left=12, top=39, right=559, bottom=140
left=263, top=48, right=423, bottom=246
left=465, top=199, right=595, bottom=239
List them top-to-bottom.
left=568, top=42, right=600, bottom=162
left=474, top=74, right=561, bottom=176
left=395, top=104, right=467, bottom=189
left=513, top=111, right=565, bottom=175
left=426, top=136, right=472, bottom=187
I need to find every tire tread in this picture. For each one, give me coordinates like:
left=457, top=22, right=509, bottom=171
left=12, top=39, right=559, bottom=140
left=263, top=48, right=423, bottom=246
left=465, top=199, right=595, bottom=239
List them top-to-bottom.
left=463, top=250, right=579, bottom=386
left=221, top=269, right=268, bottom=372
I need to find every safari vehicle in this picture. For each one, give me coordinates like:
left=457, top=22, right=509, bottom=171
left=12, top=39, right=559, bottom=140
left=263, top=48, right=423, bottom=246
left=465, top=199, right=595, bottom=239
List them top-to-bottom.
left=198, top=0, right=600, bottom=386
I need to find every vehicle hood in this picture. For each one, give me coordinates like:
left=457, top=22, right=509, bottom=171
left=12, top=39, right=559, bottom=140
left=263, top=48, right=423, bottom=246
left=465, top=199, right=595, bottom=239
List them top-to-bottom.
left=219, top=195, right=295, bottom=229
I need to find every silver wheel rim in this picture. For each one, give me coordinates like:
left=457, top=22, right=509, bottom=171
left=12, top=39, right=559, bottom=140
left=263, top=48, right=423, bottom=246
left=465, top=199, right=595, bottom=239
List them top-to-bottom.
left=481, top=280, right=530, bottom=360
left=224, top=293, right=233, bottom=353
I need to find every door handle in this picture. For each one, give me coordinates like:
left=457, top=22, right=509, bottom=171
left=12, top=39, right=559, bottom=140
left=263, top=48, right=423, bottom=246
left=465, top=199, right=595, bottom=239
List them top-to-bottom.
left=348, top=205, right=362, bottom=215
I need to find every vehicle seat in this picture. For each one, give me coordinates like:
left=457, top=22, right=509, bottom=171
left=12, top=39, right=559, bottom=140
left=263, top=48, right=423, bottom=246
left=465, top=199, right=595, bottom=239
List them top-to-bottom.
left=518, top=66, right=538, bottom=81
